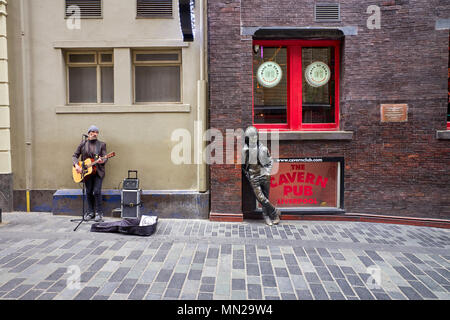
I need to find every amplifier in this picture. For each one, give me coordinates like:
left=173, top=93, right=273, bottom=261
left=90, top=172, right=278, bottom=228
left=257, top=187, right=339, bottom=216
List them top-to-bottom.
left=123, top=170, right=139, bottom=190
left=121, top=189, right=142, bottom=218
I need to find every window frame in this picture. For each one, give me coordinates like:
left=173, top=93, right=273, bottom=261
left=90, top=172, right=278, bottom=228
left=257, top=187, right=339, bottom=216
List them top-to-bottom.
left=252, top=39, right=340, bottom=131
left=65, top=50, right=114, bottom=105
left=132, top=50, right=182, bottom=104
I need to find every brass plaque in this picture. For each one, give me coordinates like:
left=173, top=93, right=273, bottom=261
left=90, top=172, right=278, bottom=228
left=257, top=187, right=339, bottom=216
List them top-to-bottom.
left=380, top=104, right=408, bottom=123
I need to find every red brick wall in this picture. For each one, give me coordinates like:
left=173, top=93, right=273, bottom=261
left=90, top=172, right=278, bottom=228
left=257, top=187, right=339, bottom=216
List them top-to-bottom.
left=208, top=0, right=450, bottom=218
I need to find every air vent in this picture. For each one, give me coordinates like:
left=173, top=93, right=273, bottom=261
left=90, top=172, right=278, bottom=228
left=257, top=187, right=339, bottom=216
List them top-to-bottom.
left=65, top=0, right=102, bottom=18
left=137, top=0, right=173, bottom=18
left=315, top=3, right=340, bottom=22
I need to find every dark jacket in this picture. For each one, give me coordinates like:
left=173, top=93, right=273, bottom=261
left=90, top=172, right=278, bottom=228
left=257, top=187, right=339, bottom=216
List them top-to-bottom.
left=72, top=139, right=108, bottom=178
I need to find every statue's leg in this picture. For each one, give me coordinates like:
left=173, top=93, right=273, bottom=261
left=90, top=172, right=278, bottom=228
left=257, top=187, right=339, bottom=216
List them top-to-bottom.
left=261, top=176, right=281, bottom=225
left=249, top=177, right=275, bottom=226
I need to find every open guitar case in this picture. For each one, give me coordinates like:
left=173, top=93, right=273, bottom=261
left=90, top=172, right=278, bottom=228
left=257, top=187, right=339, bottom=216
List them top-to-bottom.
left=90, top=215, right=158, bottom=237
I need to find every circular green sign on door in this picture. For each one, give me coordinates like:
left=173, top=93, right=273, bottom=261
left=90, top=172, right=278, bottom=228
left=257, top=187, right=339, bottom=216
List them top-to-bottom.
left=257, top=61, right=283, bottom=88
left=305, top=61, right=331, bottom=88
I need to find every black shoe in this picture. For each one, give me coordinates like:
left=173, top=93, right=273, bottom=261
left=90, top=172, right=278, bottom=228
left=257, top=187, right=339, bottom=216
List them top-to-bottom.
left=84, top=212, right=95, bottom=221
left=94, top=213, right=103, bottom=222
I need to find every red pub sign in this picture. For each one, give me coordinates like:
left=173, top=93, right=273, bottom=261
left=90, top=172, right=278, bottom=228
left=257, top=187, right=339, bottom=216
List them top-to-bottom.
left=268, top=158, right=343, bottom=209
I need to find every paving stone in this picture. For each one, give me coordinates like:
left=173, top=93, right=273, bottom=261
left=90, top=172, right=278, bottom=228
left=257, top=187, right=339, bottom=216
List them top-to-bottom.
left=232, top=260, right=245, bottom=270
left=259, top=262, right=274, bottom=275
left=246, top=263, right=260, bottom=276
left=393, top=266, right=417, bottom=281
left=275, top=267, right=289, bottom=277
left=45, top=268, right=66, bottom=281
left=155, top=269, right=173, bottom=282
left=424, top=270, right=450, bottom=286
left=304, top=272, right=321, bottom=283
left=168, top=273, right=186, bottom=289
left=262, top=275, right=276, bottom=287
left=201, top=276, right=215, bottom=284
left=277, top=277, right=294, bottom=293
left=0, top=278, right=26, bottom=291
left=115, top=278, right=137, bottom=294
left=232, top=279, right=245, bottom=290
left=407, top=280, right=438, bottom=299
left=247, top=283, right=262, bottom=299
left=309, top=283, right=329, bottom=300
left=4, top=284, right=33, bottom=299
left=129, top=284, right=150, bottom=300
left=199, top=284, right=214, bottom=293
left=74, top=286, right=99, bottom=300
left=354, top=286, right=375, bottom=300
left=398, top=286, right=423, bottom=300
left=164, top=288, right=181, bottom=299
left=20, top=289, right=44, bottom=300
left=329, top=291, right=346, bottom=300
left=37, top=292, right=58, bottom=300
left=197, top=292, right=213, bottom=300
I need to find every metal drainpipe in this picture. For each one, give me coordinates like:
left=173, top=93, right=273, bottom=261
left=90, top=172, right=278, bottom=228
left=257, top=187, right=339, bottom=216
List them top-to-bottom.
left=20, top=0, right=32, bottom=212
left=196, top=0, right=208, bottom=192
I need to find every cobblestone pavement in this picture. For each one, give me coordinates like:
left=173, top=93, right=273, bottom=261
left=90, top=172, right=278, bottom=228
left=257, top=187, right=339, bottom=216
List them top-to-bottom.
left=0, top=212, right=449, bottom=300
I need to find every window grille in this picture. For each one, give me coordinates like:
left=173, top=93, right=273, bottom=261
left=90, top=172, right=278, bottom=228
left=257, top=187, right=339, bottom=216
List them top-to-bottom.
left=137, top=0, right=173, bottom=18
left=314, top=3, right=340, bottom=22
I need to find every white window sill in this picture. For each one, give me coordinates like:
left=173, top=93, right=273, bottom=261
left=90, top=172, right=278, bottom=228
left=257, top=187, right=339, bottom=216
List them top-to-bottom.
left=53, top=40, right=189, bottom=49
left=55, top=104, right=191, bottom=114
left=436, top=130, right=450, bottom=140
left=259, top=131, right=353, bottom=141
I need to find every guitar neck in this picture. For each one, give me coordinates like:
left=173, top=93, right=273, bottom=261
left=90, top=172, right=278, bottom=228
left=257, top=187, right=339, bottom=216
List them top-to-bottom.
left=81, top=152, right=115, bottom=169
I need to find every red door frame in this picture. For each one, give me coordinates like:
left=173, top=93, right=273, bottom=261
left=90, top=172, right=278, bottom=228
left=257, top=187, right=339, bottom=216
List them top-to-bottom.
left=252, top=39, right=341, bottom=131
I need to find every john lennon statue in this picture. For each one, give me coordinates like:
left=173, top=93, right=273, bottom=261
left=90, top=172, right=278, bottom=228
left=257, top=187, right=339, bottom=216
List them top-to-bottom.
left=242, top=126, right=281, bottom=226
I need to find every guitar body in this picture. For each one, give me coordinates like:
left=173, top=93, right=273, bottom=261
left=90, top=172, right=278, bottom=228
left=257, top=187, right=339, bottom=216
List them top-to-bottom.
left=72, top=152, right=115, bottom=183
left=72, top=158, right=95, bottom=183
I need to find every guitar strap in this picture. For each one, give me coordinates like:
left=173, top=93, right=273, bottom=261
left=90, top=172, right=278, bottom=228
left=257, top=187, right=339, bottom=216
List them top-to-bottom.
left=95, top=140, right=101, bottom=159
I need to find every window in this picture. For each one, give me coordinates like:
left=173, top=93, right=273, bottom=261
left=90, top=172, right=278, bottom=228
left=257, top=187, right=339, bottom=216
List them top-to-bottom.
left=65, top=0, right=102, bottom=18
left=137, top=0, right=173, bottom=18
left=253, top=40, right=340, bottom=131
left=133, top=50, right=181, bottom=103
left=66, top=51, right=114, bottom=104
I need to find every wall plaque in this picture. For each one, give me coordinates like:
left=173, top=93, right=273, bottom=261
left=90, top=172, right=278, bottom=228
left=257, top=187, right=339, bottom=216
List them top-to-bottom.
left=380, top=104, right=408, bottom=122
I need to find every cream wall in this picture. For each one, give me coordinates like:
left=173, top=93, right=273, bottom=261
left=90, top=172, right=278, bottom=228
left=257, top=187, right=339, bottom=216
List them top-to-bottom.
left=0, top=0, right=11, bottom=174
left=7, top=0, right=206, bottom=191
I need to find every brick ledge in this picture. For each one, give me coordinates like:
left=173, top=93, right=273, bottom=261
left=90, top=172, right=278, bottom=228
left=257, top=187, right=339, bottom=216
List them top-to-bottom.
left=281, top=213, right=450, bottom=229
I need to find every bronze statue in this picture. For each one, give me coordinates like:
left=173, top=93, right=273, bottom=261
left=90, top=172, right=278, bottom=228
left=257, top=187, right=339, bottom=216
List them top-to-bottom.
left=242, top=126, right=281, bottom=226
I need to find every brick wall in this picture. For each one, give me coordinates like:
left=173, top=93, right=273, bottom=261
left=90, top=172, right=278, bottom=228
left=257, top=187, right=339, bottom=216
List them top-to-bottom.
left=208, top=0, right=450, bottom=218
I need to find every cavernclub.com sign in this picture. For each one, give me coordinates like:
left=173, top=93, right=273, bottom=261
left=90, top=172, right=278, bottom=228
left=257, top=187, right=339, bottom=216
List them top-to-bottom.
left=269, top=158, right=340, bottom=208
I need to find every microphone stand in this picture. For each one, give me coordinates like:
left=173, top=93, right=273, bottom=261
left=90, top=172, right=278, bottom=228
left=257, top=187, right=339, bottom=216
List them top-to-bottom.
left=71, top=134, right=89, bottom=231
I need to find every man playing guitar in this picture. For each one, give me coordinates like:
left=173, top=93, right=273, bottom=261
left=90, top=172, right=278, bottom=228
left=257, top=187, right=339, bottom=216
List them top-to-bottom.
left=72, top=125, right=108, bottom=222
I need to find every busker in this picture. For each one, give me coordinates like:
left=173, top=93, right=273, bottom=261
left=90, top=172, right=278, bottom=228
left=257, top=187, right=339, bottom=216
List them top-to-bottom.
left=72, top=125, right=108, bottom=222
left=242, top=126, right=281, bottom=226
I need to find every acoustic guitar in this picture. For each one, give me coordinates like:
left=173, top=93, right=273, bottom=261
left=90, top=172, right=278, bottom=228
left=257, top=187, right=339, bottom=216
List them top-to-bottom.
left=72, top=152, right=116, bottom=183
